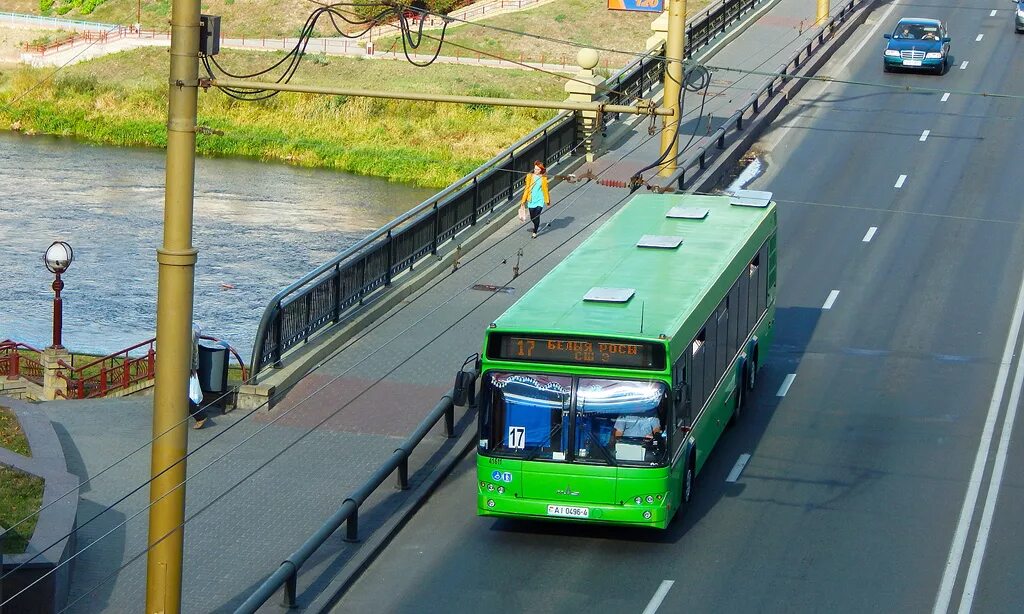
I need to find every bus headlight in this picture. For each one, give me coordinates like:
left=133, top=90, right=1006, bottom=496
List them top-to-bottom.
left=487, top=483, right=495, bottom=492
left=497, top=486, right=505, bottom=495
left=646, top=495, right=655, bottom=504
left=634, top=496, right=643, bottom=505
left=487, top=499, right=496, bottom=508
left=643, top=511, right=653, bottom=519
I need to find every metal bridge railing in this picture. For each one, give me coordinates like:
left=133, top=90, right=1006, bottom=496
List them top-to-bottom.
left=248, top=0, right=766, bottom=378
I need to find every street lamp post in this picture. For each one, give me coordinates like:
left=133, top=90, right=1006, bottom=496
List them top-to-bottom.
left=43, top=241, right=74, bottom=350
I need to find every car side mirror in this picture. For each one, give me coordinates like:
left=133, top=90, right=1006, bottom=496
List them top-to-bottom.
left=883, top=33, right=892, bottom=39
left=942, top=37, right=951, bottom=43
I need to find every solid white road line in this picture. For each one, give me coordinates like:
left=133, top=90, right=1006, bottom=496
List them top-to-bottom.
left=766, top=0, right=904, bottom=149
left=990, top=9, right=997, bottom=16
left=976, top=34, right=984, bottom=42
left=960, top=61, right=969, bottom=70
left=941, top=92, right=950, bottom=102
left=920, top=130, right=931, bottom=142
left=895, top=174, right=907, bottom=189
left=863, top=226, right=878, bottom=242
left=933, top=267, right=1024, bottom=614
left=823, top=290, right=841, bottom=310
left=958, top=335, right=1024, bottom=613
left=777, top=374, right=796, bottom=397
left=726, top=454, right=752, bottom=483
left=642, top=581, right=675, bottom=614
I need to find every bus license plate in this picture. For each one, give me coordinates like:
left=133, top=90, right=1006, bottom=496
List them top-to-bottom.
left=903, top=59, right=922, bottom=67
left=547, top=505, right=589, bottom=518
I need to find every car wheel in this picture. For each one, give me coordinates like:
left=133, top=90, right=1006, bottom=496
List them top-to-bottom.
left=883, top=63, right=892, bottom=73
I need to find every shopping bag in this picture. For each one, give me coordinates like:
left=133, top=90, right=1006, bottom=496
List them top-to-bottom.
left=518, top=205, right=528, bottom=222
left=188, top=372, right=203, bottom=405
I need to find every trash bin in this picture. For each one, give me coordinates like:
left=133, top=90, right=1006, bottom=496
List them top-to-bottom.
left=197, top=339, right=230, bottom=394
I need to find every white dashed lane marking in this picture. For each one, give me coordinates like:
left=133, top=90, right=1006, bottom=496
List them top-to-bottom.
left=941, top=92, right=950, bottom=102
left=920, top=130, right=930, bottom=142
left=895, top=174, right=907, bottom=189
left=863, top=226, right=878, bottom=242
left=823, top=290, right=841, bottom=310
left=777, top=374, right=796, bottom=397
left=726, top=454, right=753, bottom=483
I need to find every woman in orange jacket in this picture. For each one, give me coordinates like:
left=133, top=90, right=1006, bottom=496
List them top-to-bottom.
left=520, top=160, right=550, bottom=238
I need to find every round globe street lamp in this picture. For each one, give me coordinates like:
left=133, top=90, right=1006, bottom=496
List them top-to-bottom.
left=44, top=241, right=74, bottom=349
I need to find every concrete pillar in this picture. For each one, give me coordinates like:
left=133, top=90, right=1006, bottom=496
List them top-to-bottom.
left=647, top=11, right=669, bottom=51
left=564, top=48, right=605, bottom=162
left=41, top=347, right=71, bottom=400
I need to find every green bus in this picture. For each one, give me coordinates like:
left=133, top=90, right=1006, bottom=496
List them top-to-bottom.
left=475, top=191, right=778, bottom=528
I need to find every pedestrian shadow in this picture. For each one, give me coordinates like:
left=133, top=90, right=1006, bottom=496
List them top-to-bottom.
left=543, top=215, right=575, bottom=232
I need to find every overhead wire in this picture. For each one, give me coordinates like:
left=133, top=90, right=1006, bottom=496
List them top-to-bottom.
left=2, top=0, right=825, bottom=558
left=4, top=0, right=850, bottom=593
left=7, top=63, right=711, bottom=604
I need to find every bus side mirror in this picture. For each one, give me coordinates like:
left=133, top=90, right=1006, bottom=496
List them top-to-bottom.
left=453, top=370, right=476, bottom=407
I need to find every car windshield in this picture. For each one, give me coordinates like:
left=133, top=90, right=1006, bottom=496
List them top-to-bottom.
left=893, top=23, right=939, bottom=40
left=479, top=372, right=669, bottom=466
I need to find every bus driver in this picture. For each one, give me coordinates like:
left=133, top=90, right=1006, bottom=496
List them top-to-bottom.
left=613, top=413, right=662, bottom=440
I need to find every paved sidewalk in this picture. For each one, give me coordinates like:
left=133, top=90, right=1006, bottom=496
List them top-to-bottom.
left=38, top=0, right=832, bottom=610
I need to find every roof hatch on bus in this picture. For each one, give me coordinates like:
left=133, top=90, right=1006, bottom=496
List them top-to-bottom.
left=726, top=189, right=773, bottom=208
left=666, top=206, right=709, bottom=219
left=636, top=235, right=683, bottom=249
left=583, top=287, right=635, bottom=303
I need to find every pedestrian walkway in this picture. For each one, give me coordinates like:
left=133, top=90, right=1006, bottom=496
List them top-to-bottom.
left=37, top=0, right=834, bottom=610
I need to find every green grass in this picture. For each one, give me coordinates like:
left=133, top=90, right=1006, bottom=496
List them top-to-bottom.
left=0, top=47, right=565, bottom=187
left=0, top=406, right=44, bottom=555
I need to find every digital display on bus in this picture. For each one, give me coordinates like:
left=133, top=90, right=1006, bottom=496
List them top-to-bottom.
left=491, top=334, right=663, bottom=369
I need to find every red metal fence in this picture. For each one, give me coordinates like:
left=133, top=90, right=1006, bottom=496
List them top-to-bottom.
left=1, top=337, right=246, bottom=400
left=0, top=340, right=45, bottom=385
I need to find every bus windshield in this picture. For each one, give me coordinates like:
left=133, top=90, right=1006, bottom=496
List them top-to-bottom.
left=480, top=372, right=669, bottom=466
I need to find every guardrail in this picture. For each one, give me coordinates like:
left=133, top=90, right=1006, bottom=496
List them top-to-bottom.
left=668, top=0, right=863, bottom=190
left=248, top=110, right=579, bottom=376
left=235, top=392, right=460, bottom=613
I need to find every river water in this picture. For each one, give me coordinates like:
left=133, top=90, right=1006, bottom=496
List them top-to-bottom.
left=0, top=131, right=436, bottom=360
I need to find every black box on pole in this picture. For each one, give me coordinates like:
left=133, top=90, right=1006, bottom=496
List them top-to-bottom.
left=199, top=14, right=221, bottom=56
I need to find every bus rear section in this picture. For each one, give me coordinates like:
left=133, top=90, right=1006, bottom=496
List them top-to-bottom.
left=476, top=368, right=686, bottom=528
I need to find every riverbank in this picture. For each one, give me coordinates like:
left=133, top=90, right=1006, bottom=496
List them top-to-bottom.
left=0, top=47, right=565, bottom=187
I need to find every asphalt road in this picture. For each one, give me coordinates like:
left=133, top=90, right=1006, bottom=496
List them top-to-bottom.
left=331, top=2, right=1024, bottom=612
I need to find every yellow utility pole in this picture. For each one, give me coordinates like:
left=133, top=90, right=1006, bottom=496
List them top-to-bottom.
left=145, top=0, right=200, bottom=611
left=658, top=0, right=687, bottom=177
left=817, top=0, right=829, bottom=24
